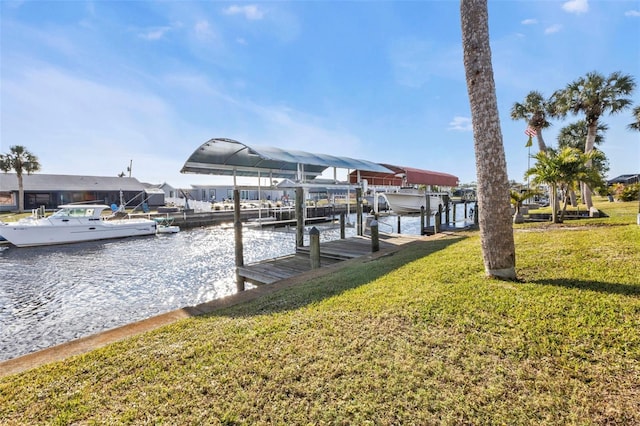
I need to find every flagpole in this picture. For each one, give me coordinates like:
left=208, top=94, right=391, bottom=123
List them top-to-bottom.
left=527, top=145, right=530, bottom=189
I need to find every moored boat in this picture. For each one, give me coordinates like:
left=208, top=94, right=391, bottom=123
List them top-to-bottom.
left=381, top=188, right=447, bottom=215
left=0, top=204, right=157, bottom=247
left=154, top=217, right=180, bottom=234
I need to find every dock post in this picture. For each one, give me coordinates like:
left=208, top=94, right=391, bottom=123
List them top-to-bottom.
left=295, top=187, right=304, bottom=247
left=356, top=187, right=363, bottom=236
left=233, top=189, right=245, bottom=292
left=425, top=194, right=431, bottom=228
left=445, top=195, right=450, bottom=226
left=464, top=201, right=468, bottom=219
left=474, top=201, right=479, bottom=225
left=452, top=203, right=457, bottom=226
left=435, top=204, right=442, bottom=234
left=420, top=206, right=425, bottom=235
left=340, top=212, right=346, bottom=239
left=397, top=215, right=401, bottom=234
left=370, top=220, right=379, bottom=252
left=310, top=227, right=320, bottom=269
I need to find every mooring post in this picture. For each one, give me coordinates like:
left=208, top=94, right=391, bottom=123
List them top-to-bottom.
left=295, top=186, right=304, bottom=247
left=356, top=187, right=363, bottom=236
left=233, top=189, right=245, bottom=292
left=425, top=194, right=431, bottom=228
left=444, top=195, right=450, bottom=226
left=464, top=200, right=468, bottom=219
left=474, top=201, right=479, bottom=225
left=452, top=202, right=457, bottom=226
left=435, top=204, right=442, bottom=234
left=420, top=206, right=425, bottom=235
left=340, top=212, right=346, bottom=239
left=397, top=215, right=401, bottom=234
left=371, top=219, right=379, bottom=252
left=309, top=227, right=320, bottom=269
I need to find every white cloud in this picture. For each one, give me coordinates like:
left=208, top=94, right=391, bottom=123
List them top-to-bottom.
left=562, top=0, right=589, bottom=14
left=223, top=4, right=265, bottom=20
left=625, top=10, right=640, bottom=17
left=521, top=18, right=538, bottom=25
left=194, top=20, right=214, bottom=40
left=545, top=24, right=563, bottom=34
left=139, top=26, right=173, bottom=41
left=448, top=116, right=472, bottom=132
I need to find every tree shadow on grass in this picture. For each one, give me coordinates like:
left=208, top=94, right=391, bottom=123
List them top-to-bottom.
left=197, top=236, right=467, bottom=319
left=529, top=278, right=640, bottom=297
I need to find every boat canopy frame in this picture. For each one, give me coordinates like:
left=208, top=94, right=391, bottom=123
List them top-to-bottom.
left=180, top=138, right=393, bottom=183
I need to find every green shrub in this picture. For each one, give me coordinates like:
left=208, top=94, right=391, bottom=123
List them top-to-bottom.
left=612, top=182, right=640, bottom=202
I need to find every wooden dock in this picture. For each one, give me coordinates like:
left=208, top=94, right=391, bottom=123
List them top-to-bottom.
left=237, top=234, right=423, bottom=286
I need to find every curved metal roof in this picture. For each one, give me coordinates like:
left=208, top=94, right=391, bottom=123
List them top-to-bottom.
left=181, top=138, right=393, bottom=180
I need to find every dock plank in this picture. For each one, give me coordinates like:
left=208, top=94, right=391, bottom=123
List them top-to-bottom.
left=238, top=234, right=422, bottom=285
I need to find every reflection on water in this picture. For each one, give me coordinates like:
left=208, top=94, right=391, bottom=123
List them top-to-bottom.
left=0, top=211, right=470, bottom=362
left=0, top=222, right=362, bottom=361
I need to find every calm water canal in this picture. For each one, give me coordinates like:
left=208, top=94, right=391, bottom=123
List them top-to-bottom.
left=0, top=213, right=453, bottom=362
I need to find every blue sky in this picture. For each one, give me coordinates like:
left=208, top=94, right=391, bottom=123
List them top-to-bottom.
left=1, top=0, right=639, bottom=188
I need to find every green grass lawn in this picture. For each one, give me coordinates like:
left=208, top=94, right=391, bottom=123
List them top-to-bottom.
left=1, top=201, right=639, bottom=425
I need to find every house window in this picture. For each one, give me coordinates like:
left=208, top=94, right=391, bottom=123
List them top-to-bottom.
left=0, top=192, right=14, bottom=206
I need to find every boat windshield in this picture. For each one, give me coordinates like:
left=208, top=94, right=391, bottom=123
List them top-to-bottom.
left=51, top=208, right=96, bottom=218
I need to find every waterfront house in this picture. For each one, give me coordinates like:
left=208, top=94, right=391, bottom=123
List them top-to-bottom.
left=0, top=173, right=165, bottom=212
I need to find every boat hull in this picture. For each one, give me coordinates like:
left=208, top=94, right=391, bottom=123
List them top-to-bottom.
left=382, top=192, right=445, bottom=215
left=0, top=218, right=157, bottom=247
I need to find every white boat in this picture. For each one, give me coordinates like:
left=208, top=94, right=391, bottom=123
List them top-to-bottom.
left=381, top=189, right=447, bottom=215
left=0, top=204, right=157, bottom=247
left=154, top=217, right=180, bottom=234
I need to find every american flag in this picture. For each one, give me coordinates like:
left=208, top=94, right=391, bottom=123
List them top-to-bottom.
left=525, top=126, right=537, bottom=137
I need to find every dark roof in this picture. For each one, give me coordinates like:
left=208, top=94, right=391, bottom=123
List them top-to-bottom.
left=181, top=138, right=393, bottom=180
left=348, top=164, right=459, bottom=187
left=0, top=173, right=148, bottom=191
left=607, top=174, right=639, bottom=185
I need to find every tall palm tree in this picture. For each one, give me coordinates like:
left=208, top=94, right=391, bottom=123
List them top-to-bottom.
left=461, top=0, right=516, bottom=280
left=549, top=71, right=636, bottom=210
left=510, top=91, right=551, bottom=152
left=629, top=105, right=640, bottom=131
left=0, top=145, right=41, bottom=213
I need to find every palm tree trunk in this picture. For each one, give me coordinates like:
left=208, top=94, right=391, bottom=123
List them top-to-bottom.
left=461, top=0, right=516, bottom=280
left=583, top=121, right=598, bottom=210
left=535, top=129, right=547, bottom=152
left=17, top=172, right=25, bottom=213
left=551, top=183, right=559, bottom=223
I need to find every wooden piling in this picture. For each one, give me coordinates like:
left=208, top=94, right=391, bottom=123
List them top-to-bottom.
left=295, top=187, right=304, bottom=247
left=356, top=187, right=363, bottom=236
left=233, top=189, right=245, bottom=292
left=425, top=194, right=431, bottom=227
left=444, top=195, right=450, bottom=225
left=474, top=201, right=479, bottom=225
left=452, top=202, right=457, bottom=225
left=435, top=204, right=442, bottom=234
left=420, top=206, right=425, bottom=235
left=340, top=212, right=346, bottom=239
left=397, top=215, right=401, bottom=234
left=370, top=220, right=379, bottom=252
left=309, top=227, right=320, bottom=269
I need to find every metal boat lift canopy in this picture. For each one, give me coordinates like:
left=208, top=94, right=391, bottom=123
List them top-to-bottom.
left=181, top=138, right=393, bottom=181
left=349, top=164, right=459, bottom=187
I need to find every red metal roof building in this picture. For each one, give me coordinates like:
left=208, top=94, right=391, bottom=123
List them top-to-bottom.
left=349, top=164, right=459, bottom=188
